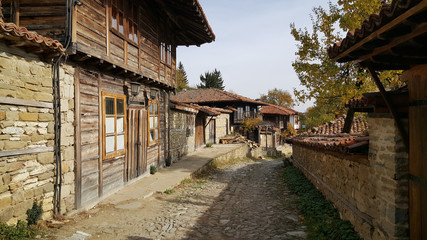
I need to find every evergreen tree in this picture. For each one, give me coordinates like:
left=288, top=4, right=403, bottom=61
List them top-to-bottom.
left=176, top=62, right=189, bottom=92
left=197, top=69, right=225, bottom=90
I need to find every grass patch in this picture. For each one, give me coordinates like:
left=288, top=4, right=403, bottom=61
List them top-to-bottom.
left=283, top=166, right=362, bottom=240
left=164, top=189, right=173, bottom=194
left=0, top=220, right=39, bottom=240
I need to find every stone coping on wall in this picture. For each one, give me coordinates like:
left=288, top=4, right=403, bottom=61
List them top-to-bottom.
left=288, top=134, right=369, bottom=160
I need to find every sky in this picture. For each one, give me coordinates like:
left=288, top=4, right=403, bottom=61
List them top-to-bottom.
left=177, top=0, right=328, bottom=113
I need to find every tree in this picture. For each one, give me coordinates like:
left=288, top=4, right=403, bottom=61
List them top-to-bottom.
left=290, top=0, right=401, bottom=116
left=176, top=62, right=189, bottom=92
left=197, top=69, right=225, bottom=90
left=260, top=88, right=294, bottom=108
left=299, top=105, right=335, bottom=130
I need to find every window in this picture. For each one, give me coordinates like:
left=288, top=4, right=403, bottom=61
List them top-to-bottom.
left=111, top=0, right=124, bottom=35
left=111, top=0, right=138, bottom=43
left=127, top=3, right=138, bottom=43
left=160, top=42, right=172, bottom=65
left=160, top=42, right=166, bottom=62
left=167, top=44, right=172, bottom=65
left=102, top=92, right=126, bottom=159
left=148, top=100, right=160, bottom=144
left=245, top=106, right=251, bottom=118
left=237, top=107, right=243, bottom=120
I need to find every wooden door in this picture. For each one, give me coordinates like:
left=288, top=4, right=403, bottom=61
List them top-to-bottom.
left=126, top=107, right=147, bottom=181
left=195, top=115, right=204, bottom=149
left=209, top=119, right=216, bottom=143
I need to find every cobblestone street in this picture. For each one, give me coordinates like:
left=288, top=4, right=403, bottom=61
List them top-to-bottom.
left=51, top=159, right=306, bottom=240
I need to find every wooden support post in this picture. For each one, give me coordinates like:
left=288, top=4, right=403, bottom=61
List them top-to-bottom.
left=403, top=65, right=427, bottom=240
left=367, top=66, right=409, bottom=152
left=74, top=69, right=82, bottom=209
left=342, top=109, right=355, bottom=133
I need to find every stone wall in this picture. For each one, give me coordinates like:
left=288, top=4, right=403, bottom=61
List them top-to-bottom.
left=0, top=51, right=56, bottom=224
left=59, top=65, right=75, bottom=214
left=169, top=109, right=196, bottom=163
left=214, top=113, right=229, bottom=143
left=292, top=114, right=408, bottom=240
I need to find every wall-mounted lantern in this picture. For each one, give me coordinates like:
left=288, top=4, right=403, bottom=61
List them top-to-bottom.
left=130, top=82, right=141, bottom=97
left=150, top=88, right=159, bottom=99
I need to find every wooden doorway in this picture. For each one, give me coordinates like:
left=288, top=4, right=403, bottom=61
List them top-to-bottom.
left=126, top=106, right=147, bottom=181
left=195, top=115, right=204, bottom=149
left=208, top=119, right=216, bottom=143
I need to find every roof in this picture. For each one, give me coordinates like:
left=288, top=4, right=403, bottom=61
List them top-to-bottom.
left=160, top=0, right=215, bottom=46
left=328, top=0, right=427, bottom=70
left=0, top=19, right=65, bottom=55
left=171, top=88, right=267, bottom=106
left=170, top=99, right=231, bottom=116
left=260, top=104, right=298, bottom=116
left=288, top=117, right=369, bottom=156
left=300, top=117, right=368, bottom=136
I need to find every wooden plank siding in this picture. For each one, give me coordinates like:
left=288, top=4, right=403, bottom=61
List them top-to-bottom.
left=4, top=0, right=180, bottom=88
left=18, top=0, right=67, bottom=41
left=76, top=69, right=134, bottom=206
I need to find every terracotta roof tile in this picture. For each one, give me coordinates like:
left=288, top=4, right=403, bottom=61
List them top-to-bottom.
left=328, top=0, right=423, bottom=62
left=0, top=19, right=65, bottom=54
left=171, top=88, right=267, bottom=106
left=170, top=99, right=224, bottom=116
left=260, top=104, right=298, bottom=116
left=287, top=117, right=369, bottom=155
left=301, top=117, right=368, bottom=136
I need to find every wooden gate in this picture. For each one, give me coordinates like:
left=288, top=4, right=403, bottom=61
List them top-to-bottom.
left=126, top=107, right=147, bottom=181
left=195, top=115, right=204, bottom=149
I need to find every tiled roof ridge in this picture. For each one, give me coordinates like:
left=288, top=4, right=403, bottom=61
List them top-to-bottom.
left=328, top=0, right=422, bottom=59
left=0, top=19, right=65, bottom=53
left=211, top=88, right=264, bottom=104
left=267, top=104, right=298, bottom=115
left=299, top=116, right=368, bottom=136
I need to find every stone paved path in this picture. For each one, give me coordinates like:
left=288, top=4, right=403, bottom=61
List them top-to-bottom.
left=49, top=159, right=306, bottom=240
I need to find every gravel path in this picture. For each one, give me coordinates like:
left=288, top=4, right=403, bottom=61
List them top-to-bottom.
left=50, top=159, right=306, bottom=240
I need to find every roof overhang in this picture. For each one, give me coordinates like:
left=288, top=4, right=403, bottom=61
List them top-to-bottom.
left=156, top=0, right=215, bottom=46
left=328, top=0, right=427, bottom=70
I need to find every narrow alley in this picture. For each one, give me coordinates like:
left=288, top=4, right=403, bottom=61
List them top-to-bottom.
left=51, top=158, right=306, bottom=240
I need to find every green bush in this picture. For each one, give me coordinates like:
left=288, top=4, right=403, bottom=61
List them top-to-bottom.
left=205, top=143, right=213, bottom=148
left=150, top=165, right=157, bottom=175
left=283, top=166, right=362, bottom=240
left=26, top=201, right=42, bottom=226
left=0, top=220, right=38, bottom=240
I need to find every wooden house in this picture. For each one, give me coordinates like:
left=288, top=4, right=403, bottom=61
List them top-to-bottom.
left=0, top=0, right=215, bottom=211
left=171, top=88, right=267, bottom=130
left=169, top=100, right=231, bottom=154
left=260, top=104, right=299, bottom=131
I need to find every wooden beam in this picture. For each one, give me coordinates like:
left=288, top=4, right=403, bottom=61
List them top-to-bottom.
left=333, top=1, right=427, bottom=62
left=367, top=66, right=409, bottom=152
left=74, top=68, right=82, bottom=209
left=0, top=96, right=53, bottom=108
left=342, top=109, right=355, bottom=134
left=0, top=147, right=53, bottom=158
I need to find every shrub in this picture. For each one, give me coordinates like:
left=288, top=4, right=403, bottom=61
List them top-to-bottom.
left=241, top=117, right=261, bottom=132
left=281, top=122, right=297, bottom=138
left=205, top=143, right=213, bottom=148
left=150, top=165, right=157, bottom=175
left=26, top=201, right=42, bottom=226
left=0, top=221, right=38, bottom=239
